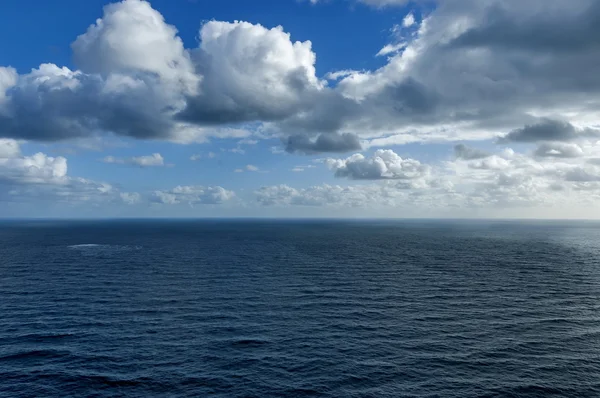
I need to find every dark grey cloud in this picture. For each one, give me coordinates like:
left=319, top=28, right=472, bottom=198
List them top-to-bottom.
left=451, top=2, right=600, bottom=53
left=177, top=66, right=318, bottom=126
left=0, top=69, right=177, bottom=142
left=377, top=79, right=440, bottom=116
left=499, top=120, right=598, bottom=143
left=285, top=133, right=362, bottom=154
left=454, top=144, right=491, bottom=160
left=565, top=168, right=600, bottom=182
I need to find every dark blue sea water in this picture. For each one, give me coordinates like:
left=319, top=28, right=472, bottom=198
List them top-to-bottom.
left=2, top=220, right=600, bottom=397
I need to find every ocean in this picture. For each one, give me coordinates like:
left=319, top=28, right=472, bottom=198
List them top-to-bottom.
left=1, top=219, right=600, bottom=397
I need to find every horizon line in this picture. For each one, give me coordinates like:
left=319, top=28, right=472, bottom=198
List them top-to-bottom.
left=2, top=217, right=600, bottom=223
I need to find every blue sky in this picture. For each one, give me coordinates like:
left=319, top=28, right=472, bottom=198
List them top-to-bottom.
left=1, top=0, right=600, bottom=218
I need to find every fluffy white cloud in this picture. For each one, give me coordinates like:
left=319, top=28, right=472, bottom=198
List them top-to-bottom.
left=72, top=0, right=199, bottom=95
left=402, top=13, right=416, bottom=28
left=178, top=20, right=322, bottom=125
left=254, top=137, right=600, bottom=213
left=0, top=140, right=124, bottom=204
left=0, top=149, right=67, bottom=185
left=326, top=150, right=429, bottom=180
left=102, top=153, right=165, bottom=167
left=151, top=185, right=235, bottom=205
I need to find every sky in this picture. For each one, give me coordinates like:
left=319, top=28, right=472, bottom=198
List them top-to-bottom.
left=1, top=0, right=600, bottom=219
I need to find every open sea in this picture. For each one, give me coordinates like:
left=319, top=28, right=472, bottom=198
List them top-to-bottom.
left=2, top=219, right=600, bottom=397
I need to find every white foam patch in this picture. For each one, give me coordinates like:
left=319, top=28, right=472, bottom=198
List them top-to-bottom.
left=68, top=244, right=104, bottom=248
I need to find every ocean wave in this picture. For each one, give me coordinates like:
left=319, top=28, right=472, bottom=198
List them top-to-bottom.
left=67, top=244, right=142, bottom=251
left=68, top=244, right=104, bottom=249
left=0, top=349, right=72, bottom=362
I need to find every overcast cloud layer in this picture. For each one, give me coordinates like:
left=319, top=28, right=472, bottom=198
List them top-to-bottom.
left=2, top=0, right=600, bottom=218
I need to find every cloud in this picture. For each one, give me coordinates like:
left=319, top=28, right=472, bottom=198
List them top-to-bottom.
left=2, top=0, right=600, bottom=155
left=71, top=0, right=199, bottom=94
left=299, top=0, right=600, bottom=148
left=309, top=0, right=412, bottom=7
left=359, top=0, right=411, bottom=6
left=450, top=1, right=600, bottom=54
left=0, top=2, right=329, bottom=148
left=0, top=7, right=195, bottom=143
left=402, top=13, right=416, bottom=28
left=177, top=20, right=322, bottom=125
left=376, top=42, right=407, bottom=57
left=0, top=67, right=17, bottom=105
left=499, top=120, right=598, bottom=143
left=285, top=133, right=362, bottom=154
left=0, top=139, right=20, bottom=158
left=239, top=139, right=259, bottom=145
left=0, top=140, right=122, bottom=204
left=0, top=140, right=67, bottom=185
left=252, top=141, right=600, bottom=212
left=534, top=142, right=584, bottom=158
left=443, top=143, right=600, bottom=208
left=454, top=144, right=491, bottom=160
left=326, top=149, right=429, bottom=180
left=0, top=152, right=67, bottom=184
left=191, top=152, right=217, bottom=161
left=102, top=153, right=165, bottom=167
left=467, top=155, right=511, bottom=170
left=233, top=164, right=262, bottom=173
left=291, top=164, right=316, bottom=172
left=564, top=168, right=600, bottom=183
left=254, top=179, right=456, bottom=209
left=255, top=184, right=355, bottom=207
left=151, top=185, right=235, bottom=205
left=120, top=192, right=141, bottom=204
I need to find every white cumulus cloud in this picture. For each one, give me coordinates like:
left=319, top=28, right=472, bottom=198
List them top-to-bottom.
left=326, top=150, right=429, bottom=180
left=102, top=153, right=165, bottom=167
left=152, top=185, right=235, bottom=205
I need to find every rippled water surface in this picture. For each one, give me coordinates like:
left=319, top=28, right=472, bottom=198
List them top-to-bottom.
left=2, top=220, right=600, bottom=397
